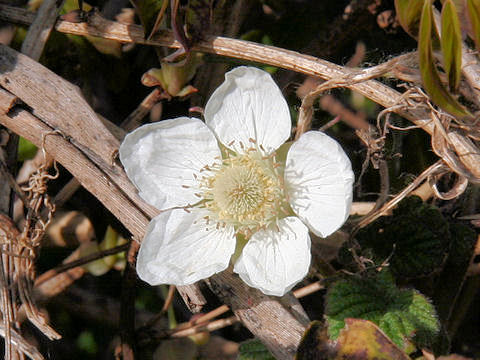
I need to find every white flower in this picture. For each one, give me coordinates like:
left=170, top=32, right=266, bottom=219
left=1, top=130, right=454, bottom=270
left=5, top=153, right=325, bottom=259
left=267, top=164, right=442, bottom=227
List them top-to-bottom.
left=119, top=67, right=354, bottom=296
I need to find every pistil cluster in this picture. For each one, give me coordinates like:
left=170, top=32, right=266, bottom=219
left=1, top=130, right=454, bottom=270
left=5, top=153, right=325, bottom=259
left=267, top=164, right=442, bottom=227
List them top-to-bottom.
left=193, top=143, right=290, bottom=237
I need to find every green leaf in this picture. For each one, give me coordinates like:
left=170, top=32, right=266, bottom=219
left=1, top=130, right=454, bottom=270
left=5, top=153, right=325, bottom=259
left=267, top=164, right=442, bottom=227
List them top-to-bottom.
left=395, top=0, right=425, bottom=38
left=419, top=0, right=472, bottom=120
left=442, top=0, right=463, bottom=92
left=467, top=0, right=480, bottom=49
left=17, top=137, right=37, bottom=161
left=341, top=197, right=450, bottom=278
left=325, top=270, right=440, bottom=350
left=238, top=339, right=275, bottom=360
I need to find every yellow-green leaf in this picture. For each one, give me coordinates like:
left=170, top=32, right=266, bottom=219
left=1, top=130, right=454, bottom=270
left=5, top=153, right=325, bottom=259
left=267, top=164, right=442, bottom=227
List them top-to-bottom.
left=395, top=0, right=425, bottom=38
left=419, top=0, right=472, bottom=120
left=442, top=0, right=463, bottom=92
left=467, top=0, right=480, bottom=49
left=336, top=319, right=411, bottom=360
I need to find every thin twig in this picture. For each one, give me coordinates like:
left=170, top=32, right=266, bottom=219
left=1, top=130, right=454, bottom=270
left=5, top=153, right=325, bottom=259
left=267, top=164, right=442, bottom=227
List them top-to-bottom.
left=355, top=160, right=445, bottom=229
left=35, top=242, right=130, bottom=286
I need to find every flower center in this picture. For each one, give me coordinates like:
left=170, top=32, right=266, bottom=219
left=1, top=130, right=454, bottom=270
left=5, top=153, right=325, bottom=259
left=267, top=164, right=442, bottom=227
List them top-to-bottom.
left=195, top=148, right=289, bottom=236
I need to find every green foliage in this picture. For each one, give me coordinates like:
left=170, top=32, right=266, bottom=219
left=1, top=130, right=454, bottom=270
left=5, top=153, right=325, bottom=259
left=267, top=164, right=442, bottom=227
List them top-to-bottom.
left=395, top=0, right=425, bottom=38
left=419, top=0, right=472, bottom=120
left=441, top=0, right=463, bottom=92
left=467, top=0, right=480, bottom=50
left=17, top=137, right=37, bottom=161
left=341, top=196, right=450, bottom=278
left=325, top=270, right=440, bottom=350
left=76, top=331, right=98, bottom=355
left=238, top=339, right=275, bottom=360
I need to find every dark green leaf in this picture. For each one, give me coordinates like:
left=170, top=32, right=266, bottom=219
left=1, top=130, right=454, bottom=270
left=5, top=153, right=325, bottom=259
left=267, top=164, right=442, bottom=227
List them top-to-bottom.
left=185, top=0, right=213, bottom=43
left=395, top=0, right=425, bottom=38
left=419, top=0, right=472, bottom=120
left=441, top=0, right=463, bottom=92
left=342, top=197, right=450, bottom=278
left=433, top=222, right=477, bottom=324
left=325, top=270, right=440, bottom=350
left=238, top=339, right=275, bottom=360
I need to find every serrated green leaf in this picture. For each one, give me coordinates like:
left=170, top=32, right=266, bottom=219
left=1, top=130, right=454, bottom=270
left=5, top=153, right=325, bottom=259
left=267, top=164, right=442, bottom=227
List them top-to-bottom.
left=395, top=0, right=425, bottom=38
left=419, top=0, right=473, bottom=120
left=442, top=0, right=463, bottom=92
left=467, top=0, right=480, bottom=49
left=342, top=197, right=450, bottom=278
left=325, top=270, right=440, bottom=350
left=238, top=339, right=275, bottom=360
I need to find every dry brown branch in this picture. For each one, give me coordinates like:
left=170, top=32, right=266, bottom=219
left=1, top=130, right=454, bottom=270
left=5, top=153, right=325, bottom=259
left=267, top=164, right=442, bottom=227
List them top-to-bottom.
left=20, top=0, right=64, bottom=60
left=0, top=5, right=479, bottom=179
left=0, top=7, right=478, bottom=356
left=295, top=56, right=402, bottom=139
left=0, top=87, right=17, bottom=114
left=120, top=88, right=164, bottom=132
left=0, top=107, right=150, bottom=241
left=356, top=160, right=446, bottom=229
left=0, top=214, right=16, bottom=359
left=35, top=242, right=130, bottom=286
left=118, top=242, right=139, bottom=360
left=31, top=248, right=85, bottom=304
left=207, top=268, right=310, bottom=359
left=146, top=280, right=323, bottom=343
left=176, top=284, right=207, bottom=314
left=0, top=325, right=44, bottom=360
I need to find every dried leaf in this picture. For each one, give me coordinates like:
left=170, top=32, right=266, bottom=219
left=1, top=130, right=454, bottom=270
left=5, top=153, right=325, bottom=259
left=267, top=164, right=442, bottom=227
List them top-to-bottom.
left=419, top=0, right=473, bottom=120
left=441, top=0, right=463, bottom=92
left=296, top=319, right=411, bottom=360
left=336, top=319, right=411, bottom=360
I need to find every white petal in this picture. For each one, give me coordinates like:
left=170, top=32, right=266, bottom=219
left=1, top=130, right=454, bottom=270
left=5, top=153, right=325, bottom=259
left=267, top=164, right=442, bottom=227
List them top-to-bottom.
left=204, top=67, right=291, bottom=155
left=119, top=117, right=221, bottom=209
left=285, top=131, right=354, bottom=237
left=137, top=208, right=236, bottom=286
left=233, top=217, right=311, bottom=296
